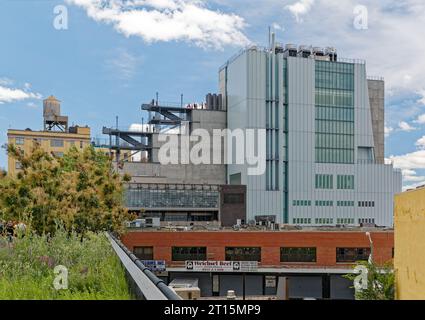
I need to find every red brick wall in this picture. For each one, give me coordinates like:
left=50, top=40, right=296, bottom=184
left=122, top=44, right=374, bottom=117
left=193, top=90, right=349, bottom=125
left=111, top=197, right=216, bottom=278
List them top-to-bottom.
left=121, top=231, right=394, bottom=268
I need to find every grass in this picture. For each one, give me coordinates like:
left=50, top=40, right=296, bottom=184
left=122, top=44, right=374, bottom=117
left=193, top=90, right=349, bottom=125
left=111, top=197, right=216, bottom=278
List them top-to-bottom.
left=0, top=228, right=131, bottom=300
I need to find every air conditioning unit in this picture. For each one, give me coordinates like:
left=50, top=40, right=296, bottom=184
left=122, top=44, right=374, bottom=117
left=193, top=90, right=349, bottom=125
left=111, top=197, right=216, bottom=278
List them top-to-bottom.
left=145, top=217, right=161, bottom=228
left=130, top=219, right=145, bottom=228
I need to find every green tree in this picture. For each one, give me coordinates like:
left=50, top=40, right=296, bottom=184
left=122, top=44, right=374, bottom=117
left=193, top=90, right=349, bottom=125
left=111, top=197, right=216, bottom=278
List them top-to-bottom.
left=0, top=143, right=134, bottom=235
left=344, top=261, right=395, bottom=300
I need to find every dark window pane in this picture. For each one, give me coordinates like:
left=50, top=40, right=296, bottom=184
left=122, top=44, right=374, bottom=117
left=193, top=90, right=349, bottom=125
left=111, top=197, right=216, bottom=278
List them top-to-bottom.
left=133, top=246, right=154, bottom=260
left=172, top=247, right=207, bottom=261
left=225, top=247, right=261, bottom=262
left=280, top=247, right=317, bottom=263
left=336, top=248, right=370, bottom=262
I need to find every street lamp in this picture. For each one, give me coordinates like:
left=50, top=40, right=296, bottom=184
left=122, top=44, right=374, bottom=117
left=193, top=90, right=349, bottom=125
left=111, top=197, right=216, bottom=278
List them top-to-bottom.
left=365, top=232, right=373, bottom=264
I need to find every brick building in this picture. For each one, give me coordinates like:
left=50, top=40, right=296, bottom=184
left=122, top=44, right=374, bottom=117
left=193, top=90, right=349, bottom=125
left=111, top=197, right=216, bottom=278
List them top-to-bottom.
left=121, top=228, right=394, bottom=299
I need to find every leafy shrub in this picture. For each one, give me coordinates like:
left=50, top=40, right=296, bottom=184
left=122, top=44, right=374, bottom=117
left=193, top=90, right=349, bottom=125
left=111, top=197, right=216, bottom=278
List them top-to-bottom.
left=0, top=144, right=135, bottom=235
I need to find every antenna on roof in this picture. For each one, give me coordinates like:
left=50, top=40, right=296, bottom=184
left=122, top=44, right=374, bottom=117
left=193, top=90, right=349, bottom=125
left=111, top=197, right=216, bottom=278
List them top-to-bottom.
left=268, top=26, right=271, bottom=49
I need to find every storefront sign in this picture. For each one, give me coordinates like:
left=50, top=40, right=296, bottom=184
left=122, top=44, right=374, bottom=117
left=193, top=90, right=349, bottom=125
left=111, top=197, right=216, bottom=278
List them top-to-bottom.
left=141, top=260, right=166, bottom=272
left=185, top=260, right=258, bottom=272
left=265, top=275, right=277, bottom=288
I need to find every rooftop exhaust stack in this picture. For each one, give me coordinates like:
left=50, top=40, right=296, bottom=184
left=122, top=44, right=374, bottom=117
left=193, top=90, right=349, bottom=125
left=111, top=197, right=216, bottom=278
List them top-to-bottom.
left=284, top=44, right=297, bottom=57
left=298, top=45, right=312, bottom=58
left=313, top=47, right=325, bottom=56
left=326, top=47, right=338, bottom=61
left=205, top=93, right=223, bottom=111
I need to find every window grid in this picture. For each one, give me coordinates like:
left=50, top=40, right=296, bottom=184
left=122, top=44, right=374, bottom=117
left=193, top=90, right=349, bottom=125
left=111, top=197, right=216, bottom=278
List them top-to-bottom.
left=315, top=61, right=355, bottom=164
left=15, top=137, right=25, bottom=145
left=315, top=174, right=333, bottom=189
left=337, top=175, right=355, bottom=190
left=292, top=200, right=312, bottom=207
left=315, top=200, right=334, bottom=207
left=293, top=218, right=312, bottom=225
left=315, top=218, right=334, bottom=225
left=133, top=246, right=154, bottom=260
left=172, top=247, right=207, bottom=261
left=225, top=247, right=261, bottom=262
left=281, top=247, right=317, bottom=263
left=336, top=248, right=371, bottom=263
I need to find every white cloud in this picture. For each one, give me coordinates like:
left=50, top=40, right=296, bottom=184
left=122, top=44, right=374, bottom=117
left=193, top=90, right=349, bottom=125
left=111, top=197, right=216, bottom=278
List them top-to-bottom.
left=66, top=0, right=250, bottom=49
left=279, top=0, right=425, bottom=108
left=285, top=0, right=315, bottom=22
left=272, top=22, right=284, bottom=31
left=106, top=48, right=144, bottom=80
left=0, top=78, right=14, bottom=86
left=0, top=83, right=42, bottom=104
left=418, top=90, right=425, bottom=105
left=26, top=102, right=38, bottom=109
left=414, top=113, right=425, bottom=124
left=398, top=121, right=416, bottom=132
left=384, top=126, right=393, bottom=137
left=416, top=136, right=425, bottom=149
left=388, top=150, right=425, bottom=170
left=401, top=169, right=425, bottom=182
left=403, top=180, right=425, bottom=191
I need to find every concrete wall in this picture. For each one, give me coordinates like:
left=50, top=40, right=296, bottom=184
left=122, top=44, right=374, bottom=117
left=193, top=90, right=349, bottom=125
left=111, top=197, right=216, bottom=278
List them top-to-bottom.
left=368, top=80, right=385, bottom=164
left=120, top=109, right=227, bottom=185
left=118, top=162, right=226, bottom=185
left=395, top=188, right=425, bottom=300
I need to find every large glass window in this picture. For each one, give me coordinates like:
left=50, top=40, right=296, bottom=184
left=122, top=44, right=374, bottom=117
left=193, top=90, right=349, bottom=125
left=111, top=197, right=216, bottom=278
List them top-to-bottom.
left=315, top=61, right=355, bottom=164
left=125, top=186, right=220, bottom=209
left=172, top=247, right=206, bottom=261
left=225, top=247, right=261, bottom=262
left=281, top=247, right=316, bottom=263
left=336, top=248, right=370, bottom=262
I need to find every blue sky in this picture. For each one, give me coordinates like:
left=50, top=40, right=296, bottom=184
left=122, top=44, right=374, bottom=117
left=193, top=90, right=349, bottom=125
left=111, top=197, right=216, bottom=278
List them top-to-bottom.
left=1, top=0, right=425, bottom=189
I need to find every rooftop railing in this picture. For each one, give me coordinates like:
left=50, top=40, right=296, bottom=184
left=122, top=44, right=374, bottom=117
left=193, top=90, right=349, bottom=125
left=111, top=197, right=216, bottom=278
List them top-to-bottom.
left=107, top=232, right=182, bottom=300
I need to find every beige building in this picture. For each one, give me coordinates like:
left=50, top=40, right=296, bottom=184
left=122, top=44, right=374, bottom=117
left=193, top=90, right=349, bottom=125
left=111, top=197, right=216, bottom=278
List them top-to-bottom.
left=6, top=95, right=135, bottom=176
left=7, top=96, right=91, bottom=176
left=7, top=126, right=91, bottom=176
left=394, top=186, right=425, bottom=300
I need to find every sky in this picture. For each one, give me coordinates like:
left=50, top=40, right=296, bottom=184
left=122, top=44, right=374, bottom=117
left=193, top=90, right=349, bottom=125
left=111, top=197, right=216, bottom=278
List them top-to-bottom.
left=1, top=0, right=425, bottom=189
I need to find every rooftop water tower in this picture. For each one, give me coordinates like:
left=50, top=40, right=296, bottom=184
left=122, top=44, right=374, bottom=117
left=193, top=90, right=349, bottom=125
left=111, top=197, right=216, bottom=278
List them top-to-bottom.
left=43, top=95, right=69, bottom=131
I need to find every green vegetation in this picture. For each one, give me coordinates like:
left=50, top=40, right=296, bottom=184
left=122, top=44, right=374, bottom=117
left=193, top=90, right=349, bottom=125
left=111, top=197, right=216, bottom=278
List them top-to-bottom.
left=0, top=144, right=133, bottom=235
left=0, top=145, right=135, bottom=300
left=0, top=227, right=131, bottom=300
left=344, top=261, right=395, bottom=300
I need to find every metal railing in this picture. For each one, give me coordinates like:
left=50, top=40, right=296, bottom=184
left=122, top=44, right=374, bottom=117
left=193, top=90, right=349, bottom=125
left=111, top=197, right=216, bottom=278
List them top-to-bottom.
left=367, top=75, right=385, bottom=81
left=107, top=232, right=182, bottom=300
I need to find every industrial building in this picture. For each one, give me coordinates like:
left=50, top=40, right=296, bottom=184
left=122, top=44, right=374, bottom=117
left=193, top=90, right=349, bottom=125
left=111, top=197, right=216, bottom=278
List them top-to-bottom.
left=102, top=37, right=403, bottom=300
left=99, top=39, right=401, bottom=228
left=220, top=40, right=402, bottom=227
left=96, top=94, right=248, bottom=226
left=7, top=96, right=92, bottom=176
left=394, top=186, right=425, bottom=300
left=122, top=227, right=393, bottom=299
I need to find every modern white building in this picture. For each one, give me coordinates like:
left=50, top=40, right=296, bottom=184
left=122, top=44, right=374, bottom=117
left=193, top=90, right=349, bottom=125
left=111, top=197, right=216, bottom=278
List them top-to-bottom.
left=220, top=39, right=402, bottom=227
